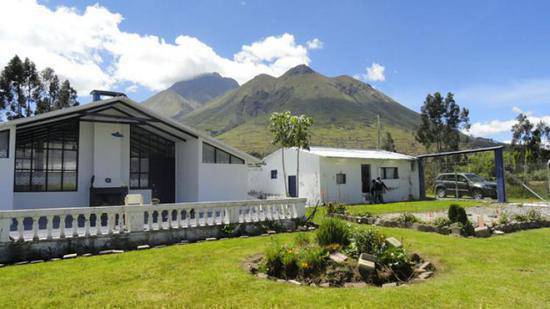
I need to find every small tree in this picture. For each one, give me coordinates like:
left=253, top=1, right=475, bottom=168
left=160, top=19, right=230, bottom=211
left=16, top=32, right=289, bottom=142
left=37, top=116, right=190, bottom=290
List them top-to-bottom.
left=269, top=111, right=313, bottom=197
left=382, top=132, right=396, bottom=152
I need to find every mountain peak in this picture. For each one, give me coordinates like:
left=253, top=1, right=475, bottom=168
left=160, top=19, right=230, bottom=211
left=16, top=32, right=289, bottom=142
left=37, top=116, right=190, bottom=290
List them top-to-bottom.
left=282, top=64, right=316, bottom=76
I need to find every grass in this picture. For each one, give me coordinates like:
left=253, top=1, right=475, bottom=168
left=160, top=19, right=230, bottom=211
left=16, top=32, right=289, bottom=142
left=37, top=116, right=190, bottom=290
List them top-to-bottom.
left=342, top=199, right=484, bottom=216
left=0, top=201, right=548, bottom=307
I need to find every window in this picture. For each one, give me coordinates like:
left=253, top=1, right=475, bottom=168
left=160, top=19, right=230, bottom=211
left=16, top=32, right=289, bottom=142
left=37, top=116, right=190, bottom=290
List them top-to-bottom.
left=14, top=120, right=79, bottom=192
left=130, top=125, right=175, bottom=189
left=0, top=130, right=9, bottom=158
left=202, top=142, right=245, bottom=164
left=381, top=167, right=399, bottom=180
left=271, top=170, right=278, bottom=179
left=336, top=173, right=346, bottom=184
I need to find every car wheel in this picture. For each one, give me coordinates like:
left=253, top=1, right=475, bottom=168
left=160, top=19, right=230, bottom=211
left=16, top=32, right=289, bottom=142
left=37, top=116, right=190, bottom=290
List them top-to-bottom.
left=436, top=187, right=446, bottom=199
left=473, top=190, right=483, bottom=200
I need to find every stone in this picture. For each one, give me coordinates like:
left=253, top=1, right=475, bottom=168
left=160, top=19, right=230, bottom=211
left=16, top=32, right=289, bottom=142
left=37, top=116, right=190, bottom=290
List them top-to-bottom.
left=417, top=224, right=437, bottom=233
left=450, top=224, right=462, bottom=236
left=307, top=226, right=316, bottom=231
left=438, top=226, right=450, bottom=235
left=474, top=226, right=491, bottom=238
left=267, top=230, right=277, bottom=234
left=493, top=230, right=505, bottom=235
left=240, top=235, right=249, bottom=238
left=205, top=237, right=217, bottom=241
left=385, top=237, right=402, bottom=248
left=179, top=240, right=190, bottom=244
left=137, top=245, right=150, bottom=250
left=153, top=245, right=166, bottom=249
left=99, top=250, right=114, bottom=255
left=112, top=250, right=124, bottom=254
left=329, top=252, right=349, bottom=264
left=410, top=252, right=422, bottom=263
left=63, top=253, right=77, bottom=259
left=82, top=253, right=93, bottom=257
left=359, top=253, right=377, bottom=262
left=50, top=258, right=61, bottom=261
left=358, top=258, right=376, bottom=272
left=30, top=260, right=44, bottom=264
left=14, top=261, right=29, bottom=265
left=418, top=261, right=432, bottom=271
left=0, top=264, right=4, bottom=268
left=418, top=271, right=433, bottom=279
left=256, top=273, right=268, bottom=279
left=276, top=279, right=286, bottom=283
left=288, top=280, right=301, bottom=285
left=320, top=282, right=331, bottom=288
left=344, top=282, right=367, bottom=288
left=382, top=282, right=398, bottom=288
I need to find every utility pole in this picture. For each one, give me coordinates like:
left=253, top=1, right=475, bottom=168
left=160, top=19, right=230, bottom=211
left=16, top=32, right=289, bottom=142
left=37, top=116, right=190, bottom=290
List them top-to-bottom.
left=377, top=114, right=381, bottom=150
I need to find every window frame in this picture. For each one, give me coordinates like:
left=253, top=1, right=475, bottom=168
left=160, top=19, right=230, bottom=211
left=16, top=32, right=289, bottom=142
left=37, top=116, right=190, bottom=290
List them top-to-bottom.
left=14, top=120, right=79, bottom=192
left=0, top=130, right=9, bottom=159
left=202, top=142, right=245, bottom=165
left=381, top=167, right=399, bottom=180
left=336, top=173, right=347, bottom=184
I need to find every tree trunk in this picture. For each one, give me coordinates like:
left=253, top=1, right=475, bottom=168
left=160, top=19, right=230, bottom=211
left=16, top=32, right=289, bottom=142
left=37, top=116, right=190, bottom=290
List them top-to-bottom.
left=281, top=148, right=289, bottom=197
left=296, top=148, right=300, bottom=197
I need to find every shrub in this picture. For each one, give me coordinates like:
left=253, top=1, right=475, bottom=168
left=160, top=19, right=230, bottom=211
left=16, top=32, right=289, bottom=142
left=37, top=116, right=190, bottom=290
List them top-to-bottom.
left=326, top=202, right=347, bottom=215
left=448, top=204, right=468, bottom=225
left=526, top=209, right=543, bottom=221
left=356, top=211, right=374, bottom=218
left=498, top=212, right=509, bottom=225
left=396, top=213, right=420, bottom=225
left=433, top=217, right=451, bottom=228
left=316, top=218, right=351, bottom=247
left=460, top=221, right=475, bottom=236
left=353, top=228, right=386, bottom=256
left=294, top=233, right=311, bottom=247
left=264, top=241, right=285, bottom=276
left=297, top=246, right=327, bottom=277
left=377, top=246, right=413, bottom=280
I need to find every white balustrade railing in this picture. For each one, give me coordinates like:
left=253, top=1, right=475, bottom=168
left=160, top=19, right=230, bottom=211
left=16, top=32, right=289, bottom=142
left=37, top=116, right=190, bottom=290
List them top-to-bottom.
left=0, top=198, right=306, bottom=242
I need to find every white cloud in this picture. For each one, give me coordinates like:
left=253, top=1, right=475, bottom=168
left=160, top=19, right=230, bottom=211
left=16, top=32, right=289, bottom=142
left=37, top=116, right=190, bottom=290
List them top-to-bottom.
left=0, top=0, right=319, bottom=94
left=306, top=38, right=323, bottom=50
left=355, top=62, right=386, bottom=82
left=465, top=108, right=550, bottom=137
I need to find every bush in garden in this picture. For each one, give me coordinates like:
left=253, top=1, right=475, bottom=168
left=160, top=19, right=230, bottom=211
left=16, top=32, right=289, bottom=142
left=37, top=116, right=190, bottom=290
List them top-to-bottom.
left=326, top=202, right=347, bottom=215
left=448, top=204, right=468, bottom=225
left=526, top=209, right=543, bottom=221
left=498, top=212, right=509, bottom=225
left=396, top=213, right=420, bottom=225
left=433, top=217, right=451, bottom=228
left=316, top=218, right=351, bottom=247
left=460, top=221, right=475, bottom=236
left=352, top=228, right=386, bottom=256
left=294, top=233, right=311, bottom=247
left=264, top=241, right=285, bottom=276
left=297, top=246, right=327, bottom=277
left=377, top=246, right=413, bottom=280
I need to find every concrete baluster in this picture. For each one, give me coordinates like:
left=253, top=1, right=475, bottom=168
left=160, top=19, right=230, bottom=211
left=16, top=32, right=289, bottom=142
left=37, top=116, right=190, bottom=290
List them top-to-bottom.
left=96, top=212, right=103, bottom=236
left=108, top=213, right=114, bottom=235
left=59, top=214, right=66, bottom=239
left=72, top=214, right=79, bottom=237
left=84, top=214, right=90, bottom=237
left=46, top=215, right=53, bottom=240
left=32, top=216, right=39, bottom=241
left=17, top=217, right=25, bottom=241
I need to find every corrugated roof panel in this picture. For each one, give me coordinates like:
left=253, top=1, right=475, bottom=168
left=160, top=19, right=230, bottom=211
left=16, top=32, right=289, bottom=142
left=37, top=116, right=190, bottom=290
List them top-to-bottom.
left=306, top=146, right=416, bottom=160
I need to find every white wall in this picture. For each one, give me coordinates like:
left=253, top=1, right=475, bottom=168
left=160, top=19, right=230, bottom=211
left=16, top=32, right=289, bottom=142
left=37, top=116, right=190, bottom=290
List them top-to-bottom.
left=14, top=122, right=95, bottom=209
left=93, top=123, right=130, bottom=188
left=0, top=127, right=15, bottom=210
left=176, top=138, right=199, bottom=202
left=248, top=148, right=321, bottom=205
left=320, top=157, right=419, bottom=204
left=199, top=163, right=250, bottom=201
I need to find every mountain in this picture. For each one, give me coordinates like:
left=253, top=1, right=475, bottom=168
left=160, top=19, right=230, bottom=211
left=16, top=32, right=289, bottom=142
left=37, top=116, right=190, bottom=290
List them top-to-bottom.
left=180, top=65, right=425, bottom=156
left=143, top=72, right=238, bottom=118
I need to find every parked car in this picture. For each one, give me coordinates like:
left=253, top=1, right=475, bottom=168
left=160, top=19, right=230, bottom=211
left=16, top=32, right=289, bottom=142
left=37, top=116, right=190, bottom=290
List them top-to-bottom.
left=434, top=173, right=497, bottom=200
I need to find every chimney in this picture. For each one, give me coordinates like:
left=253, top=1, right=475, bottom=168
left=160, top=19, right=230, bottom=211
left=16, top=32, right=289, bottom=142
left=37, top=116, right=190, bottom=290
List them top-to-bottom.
left=90, top=90, right=127, bottom=102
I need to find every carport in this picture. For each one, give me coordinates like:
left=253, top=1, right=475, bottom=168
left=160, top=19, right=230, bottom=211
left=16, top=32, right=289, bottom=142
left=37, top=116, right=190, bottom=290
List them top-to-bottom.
left=417, top=146, right=506, bottom=203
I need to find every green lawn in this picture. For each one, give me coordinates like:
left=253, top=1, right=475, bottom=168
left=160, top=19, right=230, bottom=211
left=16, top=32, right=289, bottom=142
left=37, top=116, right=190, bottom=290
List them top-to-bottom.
left=341, top=199, right=485, bottom=216
left=0, top=202, right=548, bottom=307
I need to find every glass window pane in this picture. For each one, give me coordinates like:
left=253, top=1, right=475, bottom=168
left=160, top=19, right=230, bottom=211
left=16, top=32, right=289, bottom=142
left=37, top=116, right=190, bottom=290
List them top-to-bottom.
left=0, top=131, right=8, bottom=158
left=48, top=139, right=63, bottom=149
left=64, top=139, right=77, bottom=150
left=202, top=143, right=216, bottom=163
left=32, top=148, right=47, bottom=170
left=216, top=149, right=230, bottom=164
left=48, top=150, right=63, bottom=170
left=63, top=150, right=77, bottom=170
left=231, top=156, right=244, bottom=164
left=130, top=157, right=139, bottom=173
left=16, top=158, right=31, bottom=169
left=140, top=158, right=149, bottom=173
left=31, top=170, right=46, bottom=191
left=15, top=171, right=30, bottom=191
left=47, top=171, right=62, bottom=191
left=62, top=172, right=77, bottom=191
left=130, top=173, right=140, bottom=188
left=139, top=174, right=149, bottom=188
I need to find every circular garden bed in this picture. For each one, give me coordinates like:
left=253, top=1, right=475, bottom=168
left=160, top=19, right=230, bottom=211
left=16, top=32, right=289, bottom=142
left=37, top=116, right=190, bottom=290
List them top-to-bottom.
left=245, top=218, right=435, bottom=288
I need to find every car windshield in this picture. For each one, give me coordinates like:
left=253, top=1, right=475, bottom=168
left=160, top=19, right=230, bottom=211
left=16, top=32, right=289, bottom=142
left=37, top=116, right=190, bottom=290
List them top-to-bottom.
left=465, top=174, right=485, bottom=182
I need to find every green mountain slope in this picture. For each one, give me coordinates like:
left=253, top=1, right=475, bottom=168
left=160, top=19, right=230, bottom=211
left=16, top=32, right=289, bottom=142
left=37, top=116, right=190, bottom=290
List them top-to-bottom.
left=181, top=65, right=425, bottom=156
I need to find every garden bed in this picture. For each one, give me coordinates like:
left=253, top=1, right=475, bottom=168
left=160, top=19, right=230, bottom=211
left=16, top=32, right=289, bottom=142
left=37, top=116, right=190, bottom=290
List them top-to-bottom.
left=328, top=203, right=550, bottom=238
left=245, top=218, right=435, bottom=288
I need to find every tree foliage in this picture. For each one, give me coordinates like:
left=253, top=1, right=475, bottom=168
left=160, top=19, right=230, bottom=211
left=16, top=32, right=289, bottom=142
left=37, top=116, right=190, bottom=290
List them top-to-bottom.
left=0, top=55, right=79, bottom=120
left=415, top=92, right=470, bottom=152
left=511, top=113, right=550, bottom=173
left=382, top=132, right=396, bottom=152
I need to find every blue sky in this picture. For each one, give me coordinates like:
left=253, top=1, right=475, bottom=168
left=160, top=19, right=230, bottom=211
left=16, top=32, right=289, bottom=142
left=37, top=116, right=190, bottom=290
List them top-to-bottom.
left=1, top=0, right=549, bottom=142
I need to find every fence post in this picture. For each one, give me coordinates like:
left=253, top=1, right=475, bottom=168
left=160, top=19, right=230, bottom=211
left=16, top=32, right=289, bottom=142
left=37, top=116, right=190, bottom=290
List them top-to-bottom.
left=495, top=147, right=507, bottom=203
left=418, top=158, right=426, bottom=200
left=124, top=206, right=144, bottom=232
left=0, top=217, right=11, bottom=242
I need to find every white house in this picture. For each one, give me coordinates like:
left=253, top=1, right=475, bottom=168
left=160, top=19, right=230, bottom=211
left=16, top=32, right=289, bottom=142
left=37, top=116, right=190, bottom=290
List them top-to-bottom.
left=0, top=91, right=260, bottom=210
left=249, top=147, right=420, bottom=205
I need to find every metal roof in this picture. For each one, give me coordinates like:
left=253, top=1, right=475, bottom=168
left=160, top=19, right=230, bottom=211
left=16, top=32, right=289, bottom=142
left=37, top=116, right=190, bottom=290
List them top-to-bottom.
left=0, top=97, right=261, bottom=164
left=305, top=146, right=416, bottom=160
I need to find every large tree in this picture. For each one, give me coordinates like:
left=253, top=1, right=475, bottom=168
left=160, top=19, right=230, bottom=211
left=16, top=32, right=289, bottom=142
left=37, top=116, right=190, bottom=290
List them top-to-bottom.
left=0, top=55, right=79, bottom=120
left=415, top=92, right=470, bottom=152
left=511, top=113, right=550, bottom=180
